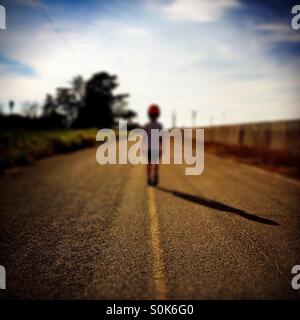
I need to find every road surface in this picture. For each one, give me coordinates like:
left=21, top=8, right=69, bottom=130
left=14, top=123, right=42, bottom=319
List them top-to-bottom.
left=0, top=146, right=300, bottom=299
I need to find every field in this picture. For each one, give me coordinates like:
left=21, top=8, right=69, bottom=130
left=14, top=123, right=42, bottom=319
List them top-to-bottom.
left=0, top=129, right=98, bottom=169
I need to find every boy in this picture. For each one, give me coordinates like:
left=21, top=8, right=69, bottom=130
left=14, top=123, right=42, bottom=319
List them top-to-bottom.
left=144, top=104, right=163, bottom=186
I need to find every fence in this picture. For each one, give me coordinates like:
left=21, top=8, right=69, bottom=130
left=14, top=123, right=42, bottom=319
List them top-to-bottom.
left=203, top=120, right=300, bottom=156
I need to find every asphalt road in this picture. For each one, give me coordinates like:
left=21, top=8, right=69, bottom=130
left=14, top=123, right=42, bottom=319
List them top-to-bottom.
left=0, top=146, right=300, bottom=299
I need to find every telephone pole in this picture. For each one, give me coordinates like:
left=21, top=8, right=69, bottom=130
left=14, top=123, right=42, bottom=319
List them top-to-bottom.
left=172, top=110, right=177, bottom=128
left=192, top=110, right=197, bottom=127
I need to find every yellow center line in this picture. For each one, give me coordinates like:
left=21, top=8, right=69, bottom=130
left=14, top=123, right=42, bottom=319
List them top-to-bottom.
left=148, top=186, right=168, bottom=300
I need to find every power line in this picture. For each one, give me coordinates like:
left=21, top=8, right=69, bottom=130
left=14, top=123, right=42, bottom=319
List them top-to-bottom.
left=30, top=0, right=82, bottom=66
left=192, top=110, right=197, bottom=127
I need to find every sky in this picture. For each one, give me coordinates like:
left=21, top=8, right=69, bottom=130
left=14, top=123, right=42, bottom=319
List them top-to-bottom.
left=0, top=0, right=300, bottom=127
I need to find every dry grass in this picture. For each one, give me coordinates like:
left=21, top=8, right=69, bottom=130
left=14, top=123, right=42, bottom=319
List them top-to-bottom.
left=0, top=129, right=98, bottom=169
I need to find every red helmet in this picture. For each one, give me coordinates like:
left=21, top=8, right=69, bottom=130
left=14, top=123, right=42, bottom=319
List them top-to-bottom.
left=148, top=104, right=160, bottom=118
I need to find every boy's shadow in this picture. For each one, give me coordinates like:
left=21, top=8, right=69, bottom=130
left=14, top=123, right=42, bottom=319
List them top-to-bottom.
left=156, top=186, right=279, bottom=226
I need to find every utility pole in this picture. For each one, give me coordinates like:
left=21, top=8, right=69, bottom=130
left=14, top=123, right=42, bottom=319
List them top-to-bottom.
left=172, top=110, right=177, bottom=128
left=192, top=110, right=197, bottom=127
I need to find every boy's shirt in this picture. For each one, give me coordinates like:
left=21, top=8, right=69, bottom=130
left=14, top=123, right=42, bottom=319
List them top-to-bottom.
left=144, top=121, right=163, bottom=151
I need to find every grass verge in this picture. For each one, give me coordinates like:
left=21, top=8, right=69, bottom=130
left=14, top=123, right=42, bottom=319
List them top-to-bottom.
left=0, top=129, right=98, bottom=169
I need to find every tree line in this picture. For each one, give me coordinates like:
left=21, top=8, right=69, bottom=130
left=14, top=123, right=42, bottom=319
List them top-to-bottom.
left=0, top=71, right=137, bottom=130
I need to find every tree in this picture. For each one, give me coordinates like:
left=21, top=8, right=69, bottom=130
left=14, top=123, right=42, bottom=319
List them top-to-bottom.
left=40, top=72, right=131, bottom=129
left=75, top=72, right=129, bottom=128
left=71, top=75, right=85, bottom=102
left=50, top=76, right=86, bottom=127
left=56, top=88, right=78, bottom=125
left=42, top=94, right=57, bottom=117
left=42, top=94, right=66, bottom=128
left=112, top=94, right=129, bottom=116
left=9, top=100, right=14, bottom=114
left=22, top=102, right=39, bottom=118
left=114, top=109, right=137, bottom=124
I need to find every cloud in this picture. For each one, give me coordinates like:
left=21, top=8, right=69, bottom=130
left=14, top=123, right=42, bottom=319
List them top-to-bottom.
left=162, top=0, right=240, bottom=23
left=122, top=27, right=150, bottom=36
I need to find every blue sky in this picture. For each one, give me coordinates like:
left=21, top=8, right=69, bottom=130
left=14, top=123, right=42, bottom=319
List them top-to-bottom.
left=0, top=0, right=299, bottom=126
